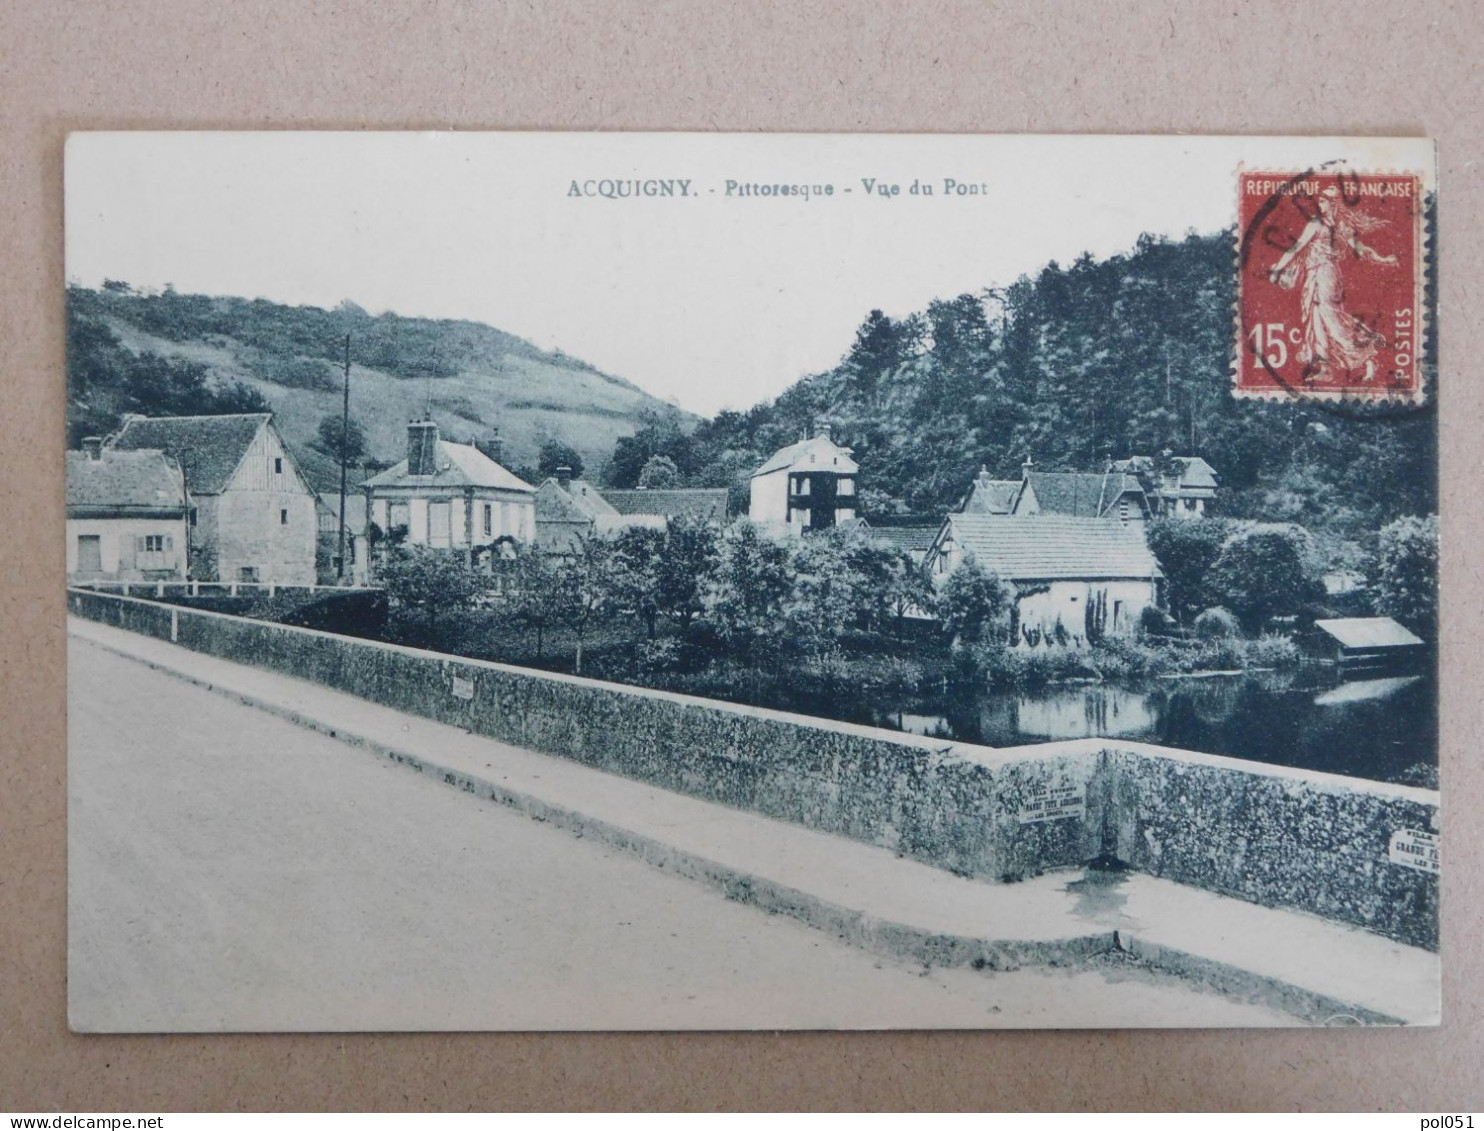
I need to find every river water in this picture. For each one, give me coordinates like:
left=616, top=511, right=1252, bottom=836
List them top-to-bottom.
left=878, top=665, right=1438, bottom=787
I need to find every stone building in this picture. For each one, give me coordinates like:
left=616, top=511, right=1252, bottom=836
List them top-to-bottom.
left=109, top=413, right=318, bottom=584
left=362, top=419, right=536, bottom=571
left=748, top=424, right=859, bottom=533
left=66, top=439, right=189, bottom=581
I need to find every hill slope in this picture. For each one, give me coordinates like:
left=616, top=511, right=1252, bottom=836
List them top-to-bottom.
left=677, top=227, right=1437, bottom=552
left=66, top=285, right=690, bottom=492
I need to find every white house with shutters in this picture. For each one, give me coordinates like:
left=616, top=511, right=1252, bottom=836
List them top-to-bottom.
left=362, top=419, right=536, bottom=574
left=66, top=439, right=189, bottom=581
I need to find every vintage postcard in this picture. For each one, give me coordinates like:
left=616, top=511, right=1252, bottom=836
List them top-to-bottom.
left=64, top=133, right=1439, bottom=1031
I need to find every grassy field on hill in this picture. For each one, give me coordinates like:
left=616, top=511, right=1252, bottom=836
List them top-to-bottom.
left=68, top=285, right=691, bottom=491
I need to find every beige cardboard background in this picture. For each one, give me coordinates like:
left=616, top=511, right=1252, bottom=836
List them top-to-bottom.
left=1, top=0, right=1479, bottom=1111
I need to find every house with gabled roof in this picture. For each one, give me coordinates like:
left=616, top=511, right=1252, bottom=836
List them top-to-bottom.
left=108, top=412, right=318, bottom=584
left=362, top=419, right=536, bottom=571
left=748, top=423, right=859, bottom=534
left=67, top=439, right=189, bottom=581
left=1111, top=453, right=1219, bottom=518
left=1009, top=462, right=1151, bottom=526
left=956, top=467, right=1020, bottom=515
left=533, top=468, right=623, bottom=555
left=925, top=513, right=1162, bottom=645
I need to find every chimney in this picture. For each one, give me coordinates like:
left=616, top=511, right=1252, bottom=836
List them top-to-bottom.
left=407, top=419, right=440, bottom=476
left=815, top=421, right=832, bottom=442
left=475, top=428, right=503, bottom=466
left=82, top=436, right=103, bottom=461
left=1022, top=455, right=1035, bottom=476
left=976, top=464, right=992, bottom=487
left=555, top=465, right=574, bottom=489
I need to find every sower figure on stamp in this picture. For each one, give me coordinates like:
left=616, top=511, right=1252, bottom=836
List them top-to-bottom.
left=1268, top=185, right=1399, bottom=383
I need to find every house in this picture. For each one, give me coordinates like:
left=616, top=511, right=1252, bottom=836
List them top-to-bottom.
left=109, top=412, right=318, bottom=584
left=362, top=419, right=536, bottom=572
left=749, top=423, right=859, bottom=533
left=66, top=438, right=189, bottom=581
left=1111, top=453, right=1219, bottom=518
left=1009, top=463, right=1151, bottom=526
left=955, top=467, right=1020, bottom=515
left=534, top=468, right=624, bottom=555
left=602, top=488, right=730, bottom=524
left=315, top=492, right=369, bottom=585
left=925, top=513, right=1163, bottom=645
left=864, top=515, right=944, bottom=566
left=1310, top=617, right=1426, bottom=672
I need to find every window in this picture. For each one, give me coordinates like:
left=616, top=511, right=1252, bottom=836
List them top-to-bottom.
left=274, top=457, right=283, bottom=474
left=795, top=475, right=810, bottom=496
left=838, top=478, right=855, bottom=497
left=484, top=503, right=493, bottom=538
left=189, top=506, right=198, bottom=527
left=279, top=508, right=289, bottom=525
left=144, top=534, right=166, bottom=552
left=239, top=566, right=259, bottom=582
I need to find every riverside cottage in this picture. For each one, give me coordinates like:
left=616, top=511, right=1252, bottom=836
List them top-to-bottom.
left=109, top=412, right=318, bottom=584
left=362, top=419, right=537, bottom=571
left=66, top=439, right=189, bottom=581
left=925, top=513, right=1162, bottom=645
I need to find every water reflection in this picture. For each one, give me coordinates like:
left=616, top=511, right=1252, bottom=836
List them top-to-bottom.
left=880, top=664, right=1436, bottom=786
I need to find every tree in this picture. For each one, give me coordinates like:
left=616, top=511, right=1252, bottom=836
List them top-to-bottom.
left=314, top=414, right=368, bottom=466
left=537, top=439, right=585, bottom=481
left=637, top=453, right=680, bottom=489
left=1373, top=514, right=1438, bottom=633
left=655, top=515, right=720, bottom=630
left=1146, top=516, right=1231, bottom=624
left=702, top=521, right=793, bottom=656
left=1207, top=523, right=1321, bottom=631
left=609, top=526, right=668, bottom=640
left=784, top=532, right=866, bottom=656
left=553, top=535, right=618, bottom=674
left=379, top=545, right=487, bottom=642
left=498, top=547, right=564, bottom=661
left=933, top=555, right=1014, bottom=646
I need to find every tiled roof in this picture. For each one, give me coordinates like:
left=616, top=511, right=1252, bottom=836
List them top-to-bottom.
left=109, top=413, right=269, bottom=495
left=752, top=435, right=859, bottom=478
left=362, top=440, right=535, bottom=493
left=67, top=449, right=187, bottom=513
left=1113, top=455, right=1220, bottom=492
left=1022, top=471, right=1145, bottom=518
left=960, top=478, right=1020, bottom=515
left=602, top=488, right=729, bottom=520
left=943, top=514, right=1161, bottom=581
left=867, top=517, right=944, bottom=553
left=1313, top=617, right=1424, bottom=650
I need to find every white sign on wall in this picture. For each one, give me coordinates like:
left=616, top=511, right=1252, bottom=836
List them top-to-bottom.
left=451, top=675, right=475, bottom=701
left=1018, top=782, right=1086, bottom=825
left=1388, top=828, right=1440, bottom=874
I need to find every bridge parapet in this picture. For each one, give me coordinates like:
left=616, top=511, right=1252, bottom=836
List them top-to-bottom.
left=67, top=587, right=1439, bottom=951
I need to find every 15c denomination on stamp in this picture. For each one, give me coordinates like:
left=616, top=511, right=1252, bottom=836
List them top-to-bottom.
left=1237, top=169, right=1426, bottom=403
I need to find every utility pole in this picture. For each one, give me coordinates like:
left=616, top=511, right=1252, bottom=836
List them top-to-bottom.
left=337, top=332, right=351, bottom=582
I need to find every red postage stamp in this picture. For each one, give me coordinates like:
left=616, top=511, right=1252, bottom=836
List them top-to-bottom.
left=1237, top=169, right=1426, bottom=402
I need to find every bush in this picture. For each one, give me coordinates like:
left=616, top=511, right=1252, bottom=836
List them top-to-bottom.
left=1139, top=605, right=1178, bottom=638
left=1193, top=606, right=1241, bottom=639
left=1247, top=632, right=1301, bottom=668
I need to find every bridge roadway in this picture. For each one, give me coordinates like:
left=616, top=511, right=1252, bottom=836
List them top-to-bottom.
left=68, top=632, right=1299, bottom=1031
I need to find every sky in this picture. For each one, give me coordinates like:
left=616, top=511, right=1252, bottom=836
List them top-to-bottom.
left=65, top=133, right=1433, bottom=418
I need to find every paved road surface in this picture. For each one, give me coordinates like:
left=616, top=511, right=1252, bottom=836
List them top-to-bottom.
left=68, top=638, right=1295, bottom=1030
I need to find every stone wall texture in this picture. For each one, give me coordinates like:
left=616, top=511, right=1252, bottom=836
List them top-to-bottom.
left=69, top=589, right=1440, bottom=950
